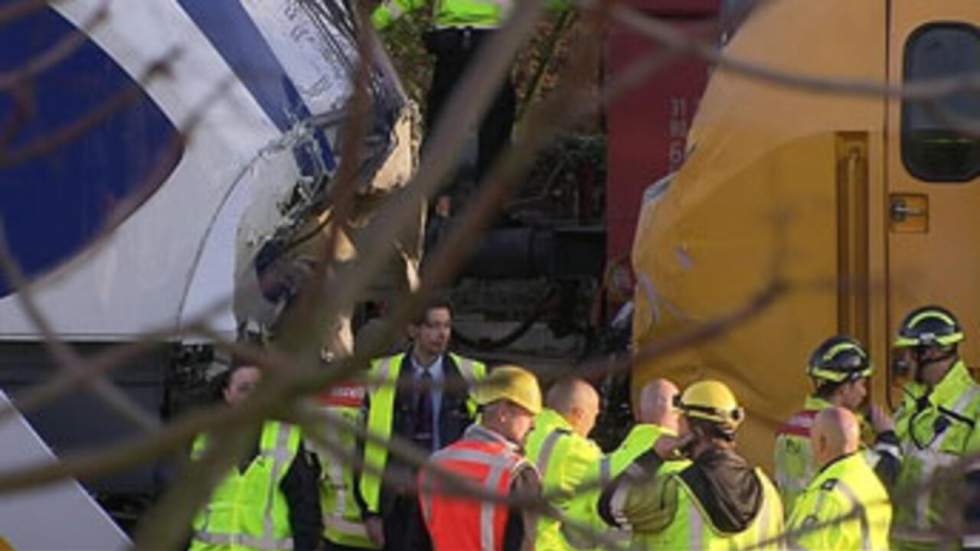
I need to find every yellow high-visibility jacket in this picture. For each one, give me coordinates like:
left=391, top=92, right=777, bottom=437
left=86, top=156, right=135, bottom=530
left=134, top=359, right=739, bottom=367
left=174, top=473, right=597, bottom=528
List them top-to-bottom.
left=358, top=352, right=485, bottom=517
left=892, top=360, right=980, bottom=551
left=524, top=408, right=602, bottom=550
left=190, top=422, right=300, bottom=551
left=581, top=424, right=689, bottom=550
left=615, top=448, right=785, bottom=550
left=786, top=452, right=891, bottom=551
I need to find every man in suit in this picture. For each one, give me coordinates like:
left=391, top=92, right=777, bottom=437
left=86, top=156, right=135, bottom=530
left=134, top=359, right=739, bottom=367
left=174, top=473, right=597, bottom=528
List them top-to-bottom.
left=355, top=297, right=486, bottom=551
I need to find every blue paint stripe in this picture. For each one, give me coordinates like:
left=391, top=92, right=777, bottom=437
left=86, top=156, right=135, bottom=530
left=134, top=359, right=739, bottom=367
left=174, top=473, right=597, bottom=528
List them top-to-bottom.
left=177, top=0, right=335, bottom=170
left=0, top=6, right=181, bottom=298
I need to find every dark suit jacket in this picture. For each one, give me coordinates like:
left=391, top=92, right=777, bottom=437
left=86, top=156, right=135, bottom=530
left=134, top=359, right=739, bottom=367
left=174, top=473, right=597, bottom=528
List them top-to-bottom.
left=355, top=350, right=478, bottom=551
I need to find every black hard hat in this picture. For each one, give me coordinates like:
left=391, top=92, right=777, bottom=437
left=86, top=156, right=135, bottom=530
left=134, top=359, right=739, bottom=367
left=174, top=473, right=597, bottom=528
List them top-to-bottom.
left=894, top=305, right=964, bottom=349
left=807, top=335, right=872, bottom=383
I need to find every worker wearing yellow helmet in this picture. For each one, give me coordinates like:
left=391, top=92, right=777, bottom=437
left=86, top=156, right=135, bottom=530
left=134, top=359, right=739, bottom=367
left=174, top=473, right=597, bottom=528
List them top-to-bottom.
left=888, top=305, right=980, bottom=551
left=418, top=365, right=543, bottom=551
left=599, top=380, right=785, bottom=550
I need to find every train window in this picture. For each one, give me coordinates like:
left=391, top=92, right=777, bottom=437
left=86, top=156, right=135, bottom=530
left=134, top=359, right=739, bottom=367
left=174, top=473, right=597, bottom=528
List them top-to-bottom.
left=902, top=24, right=980, bottom=182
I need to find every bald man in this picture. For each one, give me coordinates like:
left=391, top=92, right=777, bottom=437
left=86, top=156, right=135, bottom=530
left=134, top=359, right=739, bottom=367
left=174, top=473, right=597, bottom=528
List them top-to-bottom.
left=524, top=377, right=603, bottom=550
left=546, top=377, right=602, bottom=438
left=556, top=379, right=690, bottom=549
left=606, top=379, right=687, bottom=471
left=639, top=379, right=684, bottom=455
left=786, top=407, right=892, bottom=550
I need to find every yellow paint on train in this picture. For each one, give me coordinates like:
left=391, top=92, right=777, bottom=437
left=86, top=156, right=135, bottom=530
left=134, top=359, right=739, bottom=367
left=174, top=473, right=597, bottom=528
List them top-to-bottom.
left=630, top=0, right=980, bottom=470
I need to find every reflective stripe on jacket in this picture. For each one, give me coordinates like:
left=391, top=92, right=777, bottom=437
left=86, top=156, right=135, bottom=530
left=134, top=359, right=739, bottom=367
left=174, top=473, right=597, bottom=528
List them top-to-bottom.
left=372, top=0, right=513, bottom=30
left=360, top=352, right=485, bottom=514
left=892, top=360, right=980, bottom=551
left=313, top=383, right=377, bottom=549
left=773, top=396, right=832, bottom=512
left=774, top=396, right=900, bottom=514
left=524, top=408, right=602, bottom=550
left=190, top=421, right=301, bottom=551
left=418, top=424, right=532, bottom=551
left=566, top=424, right=688, bottom=550
left=786, top=452, right=891, bottom=551
left=654, top=467, right=784, bottom=551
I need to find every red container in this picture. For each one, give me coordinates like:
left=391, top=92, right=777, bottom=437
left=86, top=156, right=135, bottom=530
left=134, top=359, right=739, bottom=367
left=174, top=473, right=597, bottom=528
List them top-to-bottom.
left=604, top=7, right=719, bottom=271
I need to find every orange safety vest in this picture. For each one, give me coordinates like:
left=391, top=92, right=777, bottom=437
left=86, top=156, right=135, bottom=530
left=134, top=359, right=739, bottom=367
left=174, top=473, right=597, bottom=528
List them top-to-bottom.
left=418, top=426, right=529, bottom=551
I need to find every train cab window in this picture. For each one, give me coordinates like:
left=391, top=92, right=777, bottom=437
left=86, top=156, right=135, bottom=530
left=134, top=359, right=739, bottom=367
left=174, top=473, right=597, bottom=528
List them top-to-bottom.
left=902, top=24, right=980, bottom=182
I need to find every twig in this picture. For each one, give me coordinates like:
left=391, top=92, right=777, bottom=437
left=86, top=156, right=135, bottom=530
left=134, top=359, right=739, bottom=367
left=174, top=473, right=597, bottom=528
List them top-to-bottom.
left=0, top=0, right=110, bottom=92
left=0, top=0, right=56, bottom=26
left=321, top=0, right=549, bottom=330
left=604, top=2, right=980, bottom=102
left=0, top=55, right=176, bottom=168
left=0, top=74, right=237, bottom=428
left=0, top=225, right=159, bottom=431
left=132, top=418, right=261, bottom=550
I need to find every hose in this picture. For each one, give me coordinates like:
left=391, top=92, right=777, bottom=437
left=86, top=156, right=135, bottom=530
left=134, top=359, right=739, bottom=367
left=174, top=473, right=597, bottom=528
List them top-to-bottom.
left=452, top=287, right=559, bottom=350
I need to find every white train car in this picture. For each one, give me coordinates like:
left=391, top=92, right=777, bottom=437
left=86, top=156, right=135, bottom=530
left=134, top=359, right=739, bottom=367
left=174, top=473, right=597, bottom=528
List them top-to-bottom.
left=0, top=0, right=411, bottom=521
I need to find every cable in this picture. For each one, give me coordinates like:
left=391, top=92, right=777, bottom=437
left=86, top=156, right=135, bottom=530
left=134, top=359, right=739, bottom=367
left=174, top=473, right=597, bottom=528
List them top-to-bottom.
left=451, top=287, right=559, bottom=351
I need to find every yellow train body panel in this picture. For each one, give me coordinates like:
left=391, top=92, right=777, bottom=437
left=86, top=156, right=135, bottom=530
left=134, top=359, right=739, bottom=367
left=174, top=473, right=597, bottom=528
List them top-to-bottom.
left=631, top=0, right=980, bottom=470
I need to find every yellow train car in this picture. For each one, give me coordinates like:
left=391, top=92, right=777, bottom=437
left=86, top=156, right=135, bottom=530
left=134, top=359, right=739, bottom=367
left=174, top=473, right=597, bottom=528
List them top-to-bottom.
left=630, top=0, right=979, bottom=470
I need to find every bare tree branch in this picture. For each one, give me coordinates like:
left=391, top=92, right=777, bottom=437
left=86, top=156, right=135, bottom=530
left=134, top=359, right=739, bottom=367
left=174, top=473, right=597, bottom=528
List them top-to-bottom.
left=0, top=0, right=110, bottom=93
left=0, top=0, right=57, bottom=26
left=322, top=0, right=549, bottom=327
left=2, top=2, right=979, bottom=548
left=605, top=2, right=980, bottom=102
left=0, top=54, right=176, bottom=168
left=0, top=72, right=237, bottom=429
left=0, top=81, right=36, bottom=148
left=0, top=224, right=159, bottom=431
left=1, top=311, right=228, bottom=422
left=132, top=420, right=262, bottom=550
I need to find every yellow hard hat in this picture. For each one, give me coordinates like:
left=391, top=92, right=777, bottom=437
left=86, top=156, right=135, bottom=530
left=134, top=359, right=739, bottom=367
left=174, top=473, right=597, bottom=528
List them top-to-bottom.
left=474, top=365, right=542, bottom=415
left=675, top=380, right=744, bottom=430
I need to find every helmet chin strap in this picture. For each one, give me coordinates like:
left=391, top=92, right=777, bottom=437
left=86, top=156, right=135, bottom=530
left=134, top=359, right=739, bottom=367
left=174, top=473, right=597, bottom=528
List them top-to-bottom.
left=912, top=347, right=956, bottom=384
left=683, top=424, right=712, bottom=456
left=680, top=434, right=698, bottom=456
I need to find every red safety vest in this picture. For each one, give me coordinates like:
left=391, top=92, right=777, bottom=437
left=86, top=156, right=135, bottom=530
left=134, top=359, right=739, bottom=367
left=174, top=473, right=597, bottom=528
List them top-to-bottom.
left=418, top=427, right=528, bottom=551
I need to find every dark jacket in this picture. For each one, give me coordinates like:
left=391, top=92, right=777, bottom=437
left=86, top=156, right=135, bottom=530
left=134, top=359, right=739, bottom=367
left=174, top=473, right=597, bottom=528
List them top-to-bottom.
left=355, top=350, right=478, bottom=551
left=186, top=435, right=323, bottom=551
left=238, top=438, right=323, bottom=551
left=279, top=441, right=324, bottom=551
left=597, top=445, right=767, bottom=536
left=504, top=446, right=541, bottom=551
left=679, top=447, right=762, bottom=532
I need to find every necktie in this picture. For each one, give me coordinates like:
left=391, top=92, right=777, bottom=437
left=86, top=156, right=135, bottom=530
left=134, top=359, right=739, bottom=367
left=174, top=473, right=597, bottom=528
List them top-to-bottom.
left=415, top=366, right=434, bottom=452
